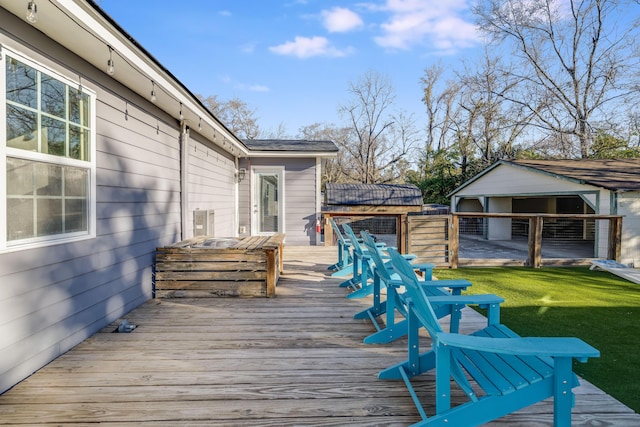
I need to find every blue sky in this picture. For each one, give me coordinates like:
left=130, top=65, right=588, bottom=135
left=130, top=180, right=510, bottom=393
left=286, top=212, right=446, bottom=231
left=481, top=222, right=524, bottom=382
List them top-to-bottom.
left=99, top=0, right=483, bottom=137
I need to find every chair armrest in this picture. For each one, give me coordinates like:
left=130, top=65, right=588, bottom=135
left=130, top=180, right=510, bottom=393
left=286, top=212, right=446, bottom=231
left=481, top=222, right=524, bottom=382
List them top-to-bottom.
left=410, top=262, right=435, bottom=271
left=386, top=279, right=404, bottom=288
left=420, top=279, right=471, bottom=290
left=428, top=294, right=504, bottom=306
left=429, top=294, right=503, bottom=325
left=436, top=333, right=600, bottom=361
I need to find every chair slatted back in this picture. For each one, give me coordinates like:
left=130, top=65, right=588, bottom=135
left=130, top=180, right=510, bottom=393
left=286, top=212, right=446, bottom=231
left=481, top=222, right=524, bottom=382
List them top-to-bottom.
left=329, top=218, right=349, bottom=246
left=342, top=224, right=366, bottom=257
left=360, top=231, right=394, bottom=283
left=386, top=248, right=442, bottom=335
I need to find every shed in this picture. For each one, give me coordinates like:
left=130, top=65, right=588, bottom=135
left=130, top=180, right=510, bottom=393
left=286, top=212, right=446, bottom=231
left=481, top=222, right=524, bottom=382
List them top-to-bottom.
left=449, top=159, right=640, bottom=266
left=323, top=183, right=424, bottom=251
left=325, top=183, right=423, bottom=212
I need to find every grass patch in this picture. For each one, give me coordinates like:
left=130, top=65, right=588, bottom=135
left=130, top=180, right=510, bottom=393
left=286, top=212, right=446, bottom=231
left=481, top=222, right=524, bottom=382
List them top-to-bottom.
left=433, top=266, right=640, bottom=412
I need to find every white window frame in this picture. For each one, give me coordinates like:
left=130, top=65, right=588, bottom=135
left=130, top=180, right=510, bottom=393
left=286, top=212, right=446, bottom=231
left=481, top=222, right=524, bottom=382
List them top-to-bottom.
left=1, top=47, right=97, bottom=252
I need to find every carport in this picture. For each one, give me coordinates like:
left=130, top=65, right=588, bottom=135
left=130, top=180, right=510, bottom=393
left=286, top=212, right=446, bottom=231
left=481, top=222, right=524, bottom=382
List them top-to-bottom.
left=449, top=159, right=640, bottom=265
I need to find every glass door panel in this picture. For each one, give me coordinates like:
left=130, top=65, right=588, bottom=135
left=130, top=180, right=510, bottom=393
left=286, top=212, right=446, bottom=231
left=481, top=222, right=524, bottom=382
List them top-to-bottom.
left=253, top=169, right=283, bottom=235
left=259, top=174, right=278, bottom=233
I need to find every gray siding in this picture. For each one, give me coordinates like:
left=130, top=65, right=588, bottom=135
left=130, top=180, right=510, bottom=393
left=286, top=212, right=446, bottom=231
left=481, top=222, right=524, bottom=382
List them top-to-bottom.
left=0, top=15, right=186, bottom=393
left=186, top=134, right=236, bottom=238
left=238, top=157, right=319, bottom=245
left=285, top=158, right=319, bottom=245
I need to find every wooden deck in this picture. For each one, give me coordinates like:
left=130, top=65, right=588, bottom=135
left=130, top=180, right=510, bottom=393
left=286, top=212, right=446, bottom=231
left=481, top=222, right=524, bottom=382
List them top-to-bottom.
left=1, top=246, right=638, bottom=426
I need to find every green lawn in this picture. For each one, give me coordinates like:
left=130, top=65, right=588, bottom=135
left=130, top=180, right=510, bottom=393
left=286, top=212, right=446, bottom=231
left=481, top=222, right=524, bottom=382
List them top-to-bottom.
left=433, top=266, right=640, bottom=413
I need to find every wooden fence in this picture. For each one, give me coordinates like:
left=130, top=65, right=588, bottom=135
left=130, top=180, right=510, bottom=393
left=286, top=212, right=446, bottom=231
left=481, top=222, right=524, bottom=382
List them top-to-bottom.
left=325, top=212, right=622, bottom=269
left=407, top=213, right=622, bottom=268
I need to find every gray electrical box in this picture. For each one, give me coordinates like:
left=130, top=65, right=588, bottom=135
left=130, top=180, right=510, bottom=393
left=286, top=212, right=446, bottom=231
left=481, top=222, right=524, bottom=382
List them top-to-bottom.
left=193, top=209, right=215, bottom=236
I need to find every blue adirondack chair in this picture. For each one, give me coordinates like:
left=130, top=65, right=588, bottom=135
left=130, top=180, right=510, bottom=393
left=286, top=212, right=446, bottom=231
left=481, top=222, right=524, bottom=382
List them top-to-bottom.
left=327, top=218, right=354, bottom=274
left=337, top=223, right=378, bottom=295
left=340, top=223, right=410, bottom=297
left=355, top=230, right=503, bottom=344
left=379, top=248, right=600, bottom=427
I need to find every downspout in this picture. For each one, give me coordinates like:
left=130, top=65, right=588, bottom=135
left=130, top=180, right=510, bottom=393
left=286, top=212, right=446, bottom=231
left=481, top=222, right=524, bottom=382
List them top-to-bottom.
left=180, top=123, right=190, bottom=240
left=234, top=155, right=239, bottom=237
left=234, top=156, right=250, bottom=237
left=247, top=157, right=251, bottom=235
left=316, top=157, right=322, bottom=245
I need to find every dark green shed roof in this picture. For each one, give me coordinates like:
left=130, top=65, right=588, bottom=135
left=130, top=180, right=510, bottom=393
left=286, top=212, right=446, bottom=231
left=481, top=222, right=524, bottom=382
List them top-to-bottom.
left=325, top=183, right=423, bottom=206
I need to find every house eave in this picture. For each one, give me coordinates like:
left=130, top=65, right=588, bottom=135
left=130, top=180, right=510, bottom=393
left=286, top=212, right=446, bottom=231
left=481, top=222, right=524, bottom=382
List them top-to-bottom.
left=0, top=0, right=249, bottom=157
left=244, top=151, right=339, bottom=158
left=447, top=160, right=505, bottom=197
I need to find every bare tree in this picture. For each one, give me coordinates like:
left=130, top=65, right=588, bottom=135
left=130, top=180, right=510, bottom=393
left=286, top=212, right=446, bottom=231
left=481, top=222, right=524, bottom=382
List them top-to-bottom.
left=474, top=0, right=640, bottom=158
left=419, top=53, right=532, bottom=181
left=457, top=53, right=534, bottom=163
left=421, top=63, right=460, bottom=153
left=338, top=70, right=415, bottom=183
left=197, top=94, right=261, bottom=140
left=197, top=94, right=223, bottom=117
left=224, top=97, right=260, bottom=140
left=261, top=122, right=290, bottom=139
left=298, top=122, right=351, bottom=186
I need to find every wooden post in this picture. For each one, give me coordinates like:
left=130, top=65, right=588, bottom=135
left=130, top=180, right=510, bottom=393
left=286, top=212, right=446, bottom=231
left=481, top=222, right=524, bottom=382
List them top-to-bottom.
left=324, top=213, right=333, bottom=247
left=398, top=214, right=407, bottom=254
left=449, top=214, right=459, bottom=269
left=406, top=215, right=413, bottom=256
left=528, top=216, right=543, bottom=268
left=535, top=216, right=543, bottom=268
left=608, top=217, right=622, bottom=261
left=266, top=248, right=277, bottom=297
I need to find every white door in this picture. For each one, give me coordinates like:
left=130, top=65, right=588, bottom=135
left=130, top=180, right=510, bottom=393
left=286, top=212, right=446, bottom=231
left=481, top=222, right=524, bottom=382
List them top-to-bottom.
left=252, top=168, right=284, bottom=235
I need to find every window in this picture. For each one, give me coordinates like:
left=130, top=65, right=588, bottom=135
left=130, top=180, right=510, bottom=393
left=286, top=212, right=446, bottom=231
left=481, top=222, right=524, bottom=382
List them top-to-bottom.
left=2, top=51, right=95, bottom=250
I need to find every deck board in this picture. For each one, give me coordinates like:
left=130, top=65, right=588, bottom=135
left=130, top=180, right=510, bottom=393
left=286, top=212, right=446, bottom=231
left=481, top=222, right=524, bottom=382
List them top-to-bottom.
left=0, top=246, right=638, bottom=426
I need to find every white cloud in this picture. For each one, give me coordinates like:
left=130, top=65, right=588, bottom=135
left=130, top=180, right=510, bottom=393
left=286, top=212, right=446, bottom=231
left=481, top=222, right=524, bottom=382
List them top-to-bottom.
left=373, top=0, right=480, bottom=53
left=322, top=7, right=364, bottom=33
left=269, top=36, right=352, bottom=58
left=219, top=76, right=270, bottom=93
left=246, top=84, right=270, bottom=92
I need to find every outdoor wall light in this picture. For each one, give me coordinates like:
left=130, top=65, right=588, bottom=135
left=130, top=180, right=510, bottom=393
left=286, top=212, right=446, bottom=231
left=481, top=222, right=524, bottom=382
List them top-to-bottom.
left=26, top=1, right=37, bottom=23
left=106, top=46, right=115, bottom=75
left=150, top=81, right=157, bottom=103
left=235, top=168, right=246, bottom=183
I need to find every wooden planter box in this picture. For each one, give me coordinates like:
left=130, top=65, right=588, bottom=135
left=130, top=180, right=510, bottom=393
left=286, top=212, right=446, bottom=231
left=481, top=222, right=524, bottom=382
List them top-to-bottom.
left=154, top=234, right=285, bottom=298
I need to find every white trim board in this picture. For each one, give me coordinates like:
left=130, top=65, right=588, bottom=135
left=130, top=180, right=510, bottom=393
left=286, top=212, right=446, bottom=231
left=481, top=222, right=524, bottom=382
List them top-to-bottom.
left=590, top=260, right=640, bottom=285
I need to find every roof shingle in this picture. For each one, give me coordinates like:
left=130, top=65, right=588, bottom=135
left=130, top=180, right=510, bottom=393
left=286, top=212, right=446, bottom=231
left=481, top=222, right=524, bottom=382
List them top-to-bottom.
left=243, top=139, right=338, bottom=153
left=508, top=159, right=640, bottom=191
left=325, top=183, right=423, bottom=206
